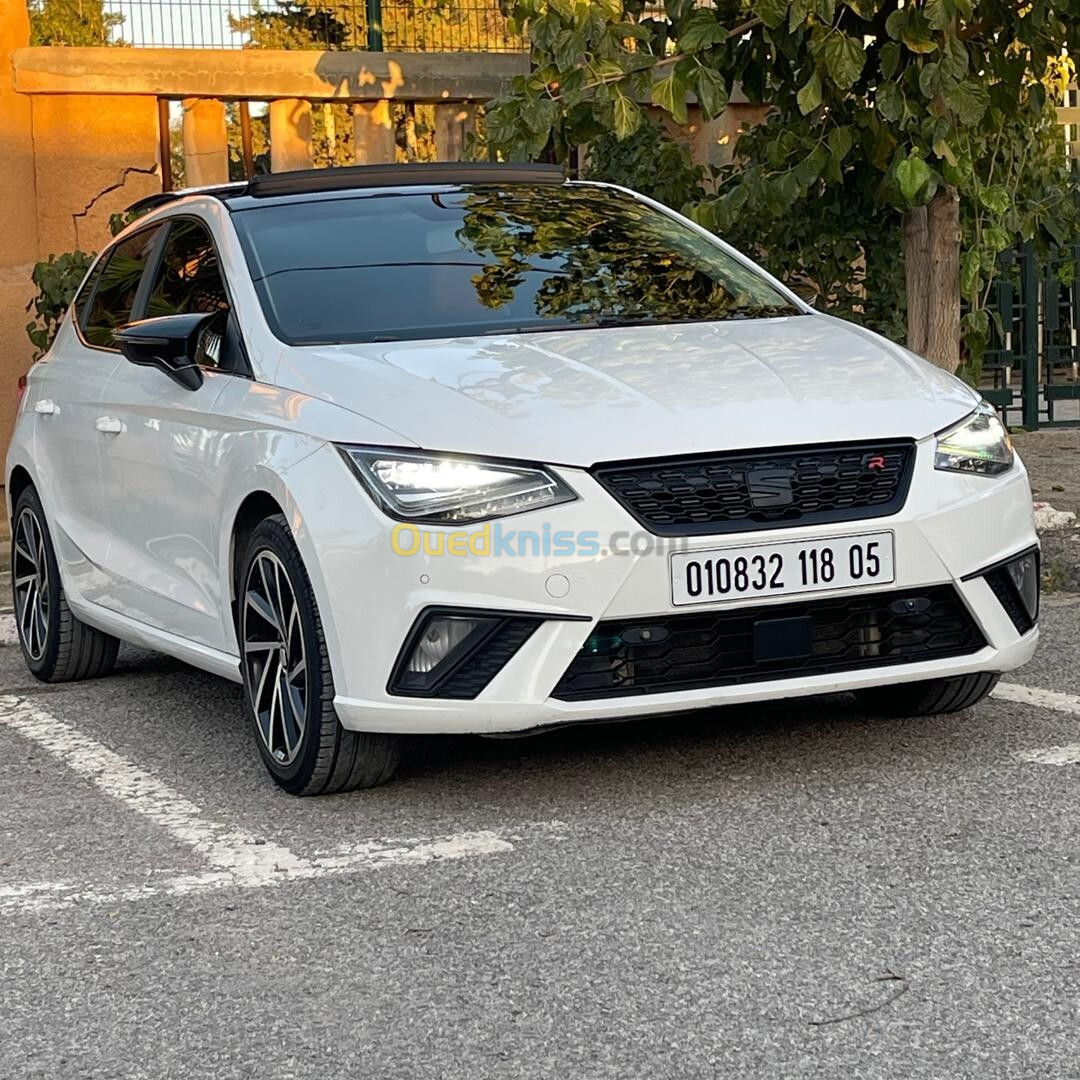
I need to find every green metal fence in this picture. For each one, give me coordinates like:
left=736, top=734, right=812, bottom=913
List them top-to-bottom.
left=982, top=242, right=1080, bottom=429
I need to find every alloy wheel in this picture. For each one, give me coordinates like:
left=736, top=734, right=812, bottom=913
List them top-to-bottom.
left=13, top=507, right=50, bottom=662
left=242, top=550, right=308, bottom=765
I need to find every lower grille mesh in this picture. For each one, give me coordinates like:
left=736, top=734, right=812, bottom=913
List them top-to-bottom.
left=552, top=586, right=985, bottom=700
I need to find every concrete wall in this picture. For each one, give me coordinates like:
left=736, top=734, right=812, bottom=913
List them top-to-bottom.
left=0, top=3, right=40, bottom=459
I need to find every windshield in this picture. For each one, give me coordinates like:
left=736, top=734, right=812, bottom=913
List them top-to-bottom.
left=231, top=184, right=801, bottom=345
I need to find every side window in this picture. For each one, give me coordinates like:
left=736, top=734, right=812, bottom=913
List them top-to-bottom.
left=145, top=220, right=229, bottom=319
left=83, top=227, right=163, bottom=349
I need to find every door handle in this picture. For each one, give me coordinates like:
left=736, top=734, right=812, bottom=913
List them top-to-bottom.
left=34, top=399, right=58, bottom=416
left=95, top=416, right=124, bottom=435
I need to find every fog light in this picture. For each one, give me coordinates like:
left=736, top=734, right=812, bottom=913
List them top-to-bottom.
left=1006, top=551, right=1040, bottom=622
left=389, top=608, right=545, bottom=699
left=395, top=614, right=496, bottom=693
left=406, top=617, right=484, bottom=674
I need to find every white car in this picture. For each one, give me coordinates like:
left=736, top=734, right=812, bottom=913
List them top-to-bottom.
left=7, top=163, right=1039, bottom=795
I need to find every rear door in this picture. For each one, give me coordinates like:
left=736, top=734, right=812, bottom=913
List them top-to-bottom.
left=95, top=216, right=243, bottom=651
left=31, top=225, right=164, bottom=604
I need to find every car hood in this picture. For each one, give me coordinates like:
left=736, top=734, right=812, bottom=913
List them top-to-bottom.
left=276, top=314, right=980, bottom=466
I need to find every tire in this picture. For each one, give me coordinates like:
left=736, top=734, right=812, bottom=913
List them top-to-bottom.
left=10, top=485, right=119, bottom=683
left=238, top=514, right=402, bottom=795
left=854, top=672, right=1000, bottom=718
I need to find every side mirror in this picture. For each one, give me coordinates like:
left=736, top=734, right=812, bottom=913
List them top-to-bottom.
left=113, top=313, right=214, bottom=391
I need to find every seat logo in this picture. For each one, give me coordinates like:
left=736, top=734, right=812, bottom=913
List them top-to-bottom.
left=746, top=467, right=794, bottom=508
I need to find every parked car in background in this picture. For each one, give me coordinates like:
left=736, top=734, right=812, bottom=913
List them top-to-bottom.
left=7, top=163, right=1039, bottom=794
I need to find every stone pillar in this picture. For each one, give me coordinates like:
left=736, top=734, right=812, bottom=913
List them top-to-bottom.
left=0, top=3, right=41, bottom=455
left=182, top=98, right=229, bottom=187
left=269, top=99, right=313, bottom=172
left=353, top=101, right=395, bottom=164
left=434, top=103, right=476, bottom=162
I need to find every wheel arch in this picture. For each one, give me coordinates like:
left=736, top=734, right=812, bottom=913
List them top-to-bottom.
left=7, top=465, right=34, bottom=520
left=220, top=472, right=342, bottom=676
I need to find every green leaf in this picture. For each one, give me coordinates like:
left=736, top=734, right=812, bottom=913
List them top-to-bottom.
left=754, top=0, right=789, bottom=28
left=789, top=0, right=812, bottom=31
left=813, top=0, right=836, bottom=23
left=924, top=0, right=953, bottom=31
left=678, top=9, right=728, bottom=51
left=884, top=9, right=906, bottom=41
left=900, top=12, right=938, bottom=53
left=552, top=29, right=585, bottom=70
left=822, top=33, right=865, bottom=89
left=903, top=33, right=938, bottom=54
left=939, top=36, right=969, bottom=81
left=880, top=42, right=902, bottom=79
left=588, top=58, right=625, bottom=82
left=919, top=61, right=948, bottom=99
left=693, top=64, right=729, bottom=118
left=797, top=69, right=822, bottom=114
left=651, top=71, right=688, bottom=125
left=945, top=78, right=989, bottom=124
left=876, top=80, right=904, bottom=122
left=612, top=90, right=642, bottom=139
left=520, top=95, right=556, bottom=135
left=827, top=124, right=854, bottom=162
left=932, top=136, right=958, bottom=166
left=795, top=143, right=828, bottom=185
left=895, top=152, right=931, bottom=201
left=978, top=185, right=1011, bottom=215
left=983, top=224, right=1011, bottom=252
left=960, top=248, right=981, bottom=296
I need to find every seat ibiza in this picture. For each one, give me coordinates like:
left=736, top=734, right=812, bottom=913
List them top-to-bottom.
left=7, top=162, right=1039, bottom=794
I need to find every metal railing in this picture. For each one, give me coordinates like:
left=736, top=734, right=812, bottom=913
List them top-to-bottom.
left=34, top=0, right=525, bottom=51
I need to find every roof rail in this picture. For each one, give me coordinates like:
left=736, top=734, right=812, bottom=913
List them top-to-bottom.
left=244, top=162, right=567, bottom=198
left=125, top=163, right=566, bottom=217
left=126, top=182, right=248, bottom=216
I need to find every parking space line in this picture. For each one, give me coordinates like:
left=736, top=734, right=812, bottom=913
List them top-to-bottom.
left=994, top=682, right=1080, bottom=717
left=0, top=693, right=532, bottom=914
left=0, top=693, right=304, bottom=876
left=1014, top=744, right=1080, bottom=766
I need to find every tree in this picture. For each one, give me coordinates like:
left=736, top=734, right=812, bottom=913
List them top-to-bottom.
left=28, top=0, right=123, bottom=45
left=230, top=0, right=518, bottom=53
left=486, top=0, right=1079, bottom=371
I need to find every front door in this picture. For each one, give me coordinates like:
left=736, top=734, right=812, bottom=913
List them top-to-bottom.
left=95, top=217, right=242, bottom=652
left=32, top=225, right=163, bottom=604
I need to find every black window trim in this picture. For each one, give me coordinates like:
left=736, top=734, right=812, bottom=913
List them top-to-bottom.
left=74, top=212, right=252, bottom=379
left=139, top=213, right=253, bottom=380
left=73, top=222, right=168, bottom=355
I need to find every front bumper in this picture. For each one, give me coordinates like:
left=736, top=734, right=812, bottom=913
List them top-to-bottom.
left=286, top=438, right=1039, bottom=735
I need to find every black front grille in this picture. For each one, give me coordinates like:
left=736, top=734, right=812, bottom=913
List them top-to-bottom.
left=593, top=441, right=915, bottom=535
left=552, top=586, right=985, bottom=700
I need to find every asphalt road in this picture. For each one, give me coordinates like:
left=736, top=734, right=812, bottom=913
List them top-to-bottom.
left=2, top=600, right=1080, bottom=1079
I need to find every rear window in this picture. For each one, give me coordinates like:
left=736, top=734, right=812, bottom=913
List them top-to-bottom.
left=232, top=185, right=799, bottom=345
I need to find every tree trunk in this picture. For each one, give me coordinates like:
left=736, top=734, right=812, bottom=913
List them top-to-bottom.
left=925, top=186, right=961, bottom=372
left=903, top=205, right=929, bottom=357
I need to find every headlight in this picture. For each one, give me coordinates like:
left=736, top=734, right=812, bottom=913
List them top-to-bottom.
left=934, top=404, right=1014, bottom=476
left=339, top=447, right=577, bottom=523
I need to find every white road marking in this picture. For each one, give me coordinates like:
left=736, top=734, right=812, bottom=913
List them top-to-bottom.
left=0, top=614, right=18, bottom=647
left=994, top=682, right=1080, bottom=718
left=994, top=683, right=1080, bottom=766
left=0, top=693, right=539, bottom=914
left=1014, top=744, right=1080, bottom=766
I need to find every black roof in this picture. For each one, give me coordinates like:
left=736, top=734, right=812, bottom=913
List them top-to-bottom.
left=127, top=162, right=566, bottom=216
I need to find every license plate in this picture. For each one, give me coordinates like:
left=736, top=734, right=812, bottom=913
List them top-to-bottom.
left=670, top=531, right=895, bottom=606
